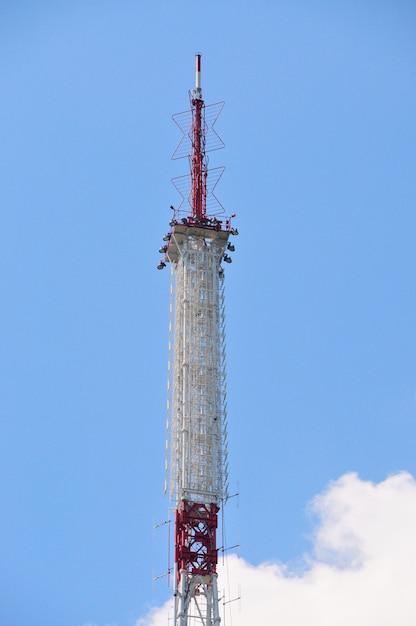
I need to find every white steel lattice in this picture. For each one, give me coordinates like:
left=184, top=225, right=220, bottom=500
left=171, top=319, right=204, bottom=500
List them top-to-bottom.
left=166, top=233, right=229, bottom=507
left=174, top=574, right=221, bottom=626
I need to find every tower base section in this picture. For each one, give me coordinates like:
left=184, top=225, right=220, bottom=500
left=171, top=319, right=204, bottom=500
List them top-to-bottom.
left=174, top=500, right=221, bottom=626
left=174, top=571, right=221, bottom=626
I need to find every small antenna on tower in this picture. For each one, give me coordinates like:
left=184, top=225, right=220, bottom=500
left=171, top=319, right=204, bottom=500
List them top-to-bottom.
left=194, top=53, right=202, bottom=99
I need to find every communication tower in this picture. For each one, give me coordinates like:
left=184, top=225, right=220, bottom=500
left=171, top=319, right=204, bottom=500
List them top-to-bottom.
left=157, top=55, right=237, bottom=626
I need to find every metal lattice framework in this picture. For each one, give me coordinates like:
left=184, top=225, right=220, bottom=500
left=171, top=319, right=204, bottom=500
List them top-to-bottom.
left=159, top=54, right=236, bottom=626
left=166, top=234, right=229, bottom=507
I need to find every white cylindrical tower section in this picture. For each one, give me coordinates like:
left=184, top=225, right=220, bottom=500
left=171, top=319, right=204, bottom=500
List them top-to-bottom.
left=167, top=234, right=229, bottom=507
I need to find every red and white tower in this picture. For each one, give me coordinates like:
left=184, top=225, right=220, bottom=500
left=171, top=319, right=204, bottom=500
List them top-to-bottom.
left=158, top=55, right=237, bottom=626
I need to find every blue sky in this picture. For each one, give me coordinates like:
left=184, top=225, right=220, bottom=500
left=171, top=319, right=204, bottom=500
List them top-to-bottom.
left=1, top=2, right=415, bottom=625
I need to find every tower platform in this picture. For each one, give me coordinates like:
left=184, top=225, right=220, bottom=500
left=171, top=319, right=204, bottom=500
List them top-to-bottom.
left=165, top=224, right=231, bottom=264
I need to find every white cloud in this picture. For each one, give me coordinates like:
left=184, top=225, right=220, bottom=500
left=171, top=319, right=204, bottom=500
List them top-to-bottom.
left=138, top=472, right=416, bottom=626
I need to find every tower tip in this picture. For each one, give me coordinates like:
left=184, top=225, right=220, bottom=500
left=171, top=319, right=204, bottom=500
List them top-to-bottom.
left=195, top=53, right=202, bottom=96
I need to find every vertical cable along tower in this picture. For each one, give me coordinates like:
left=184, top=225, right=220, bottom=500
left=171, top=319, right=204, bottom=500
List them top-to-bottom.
left=157, top=55, right=238, bottom=626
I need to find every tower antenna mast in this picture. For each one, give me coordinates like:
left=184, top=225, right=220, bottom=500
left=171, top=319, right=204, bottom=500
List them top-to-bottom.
left=191, top=53, right=206, bottom=220
left=157, top=54, right=238, bottom=626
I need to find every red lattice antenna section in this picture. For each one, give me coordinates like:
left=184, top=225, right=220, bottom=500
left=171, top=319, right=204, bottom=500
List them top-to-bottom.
left=171, top=55, right=225, bottom=220
left=171, top=102, right=225, bottom=160
left=171, top=166, right=225, bottom=217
